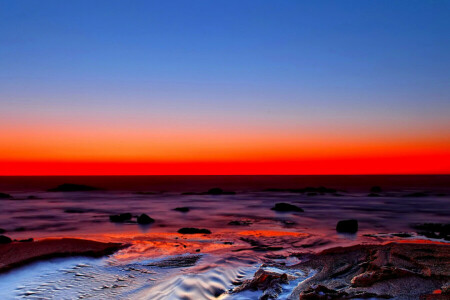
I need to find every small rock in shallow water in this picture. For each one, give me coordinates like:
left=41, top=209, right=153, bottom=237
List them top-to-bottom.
left=370, top=186, right=382, bottom=193
left=0, top=192, right=12, bottom=199
left=271, top=203, right=304, bottom=212
left=173, top=207, right=190, bottom=212
left=109, top=213, right=133, bottom=223
left=137, top=214, right=155, bottom=224
left=336, top=219, right=358, bottom=233
left=228, top=220, right=252, bottom=226
left=177, top=227, right=211, bottom=234
left=0, top=235, right=13, bottom=244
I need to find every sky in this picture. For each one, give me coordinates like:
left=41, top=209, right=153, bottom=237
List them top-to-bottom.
left=0, top=0, right=449, bottom=175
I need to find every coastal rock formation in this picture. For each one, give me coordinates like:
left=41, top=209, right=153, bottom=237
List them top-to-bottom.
left=48, top=183, right=101, bottom=192
left=0, top=192, right=12, bottom=199
left=271, top=203, right=304, bottom=212
left=137, top=213, right=155, bottom=224
left=336, top=219, right=358, bottom=233
left=177, top=228, right=211, bottom=234
left=0, top=235, right=12, bottom=244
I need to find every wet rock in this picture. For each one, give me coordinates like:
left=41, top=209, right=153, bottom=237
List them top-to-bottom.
left=48, top=183, right=101, bottom=192
left=370, top=186, right=382, bottom=193
left=205, top=187, right=236, bottom=195
left=403, top=192, right=428, bottom=197
left=0, top=193, right=12, bottom=199
left=271, top=203, right=304, bottom=212
left=173, top=207, right=190, bottom=212
left=109, top=213, right=133, bottom=223
left=137, top=214, right=155, bottom=224
left=336, top=219, right=358, bottom=233
left=228, top=220, right=252, bottom=226
left=411, top=223, right=450, bottom=240
left=177, top=227, right=211, bottom=234
left=0, top=235, right=12, bottom=244
left=17, top=238, right=34, bottom=243
left=146, top=255, right=201, bottom=268
left=351, top=266, right=417, bottom=287
left=232, top=269, right=290, bottom=299
left=300, top=285, right=349, bottom=299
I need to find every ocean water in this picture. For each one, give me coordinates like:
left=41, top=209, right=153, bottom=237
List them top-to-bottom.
left=0, top=175, right=449, bottom=299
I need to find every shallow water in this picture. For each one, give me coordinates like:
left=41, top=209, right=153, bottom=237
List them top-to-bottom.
left=0, top=176, right=449, bottom=299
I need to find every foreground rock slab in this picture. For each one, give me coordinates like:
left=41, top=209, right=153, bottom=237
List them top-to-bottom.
left=0, top=238, right=127, bottom=272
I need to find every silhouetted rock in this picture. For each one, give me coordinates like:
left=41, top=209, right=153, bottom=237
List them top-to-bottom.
left=48, top=183, right=100, bottom=192
left=370, top=186, right=382, bottom=193
left=206, top=188, right=236, bottom=195
left=403, top=192, right=428, bottom=197
left=0, top=193, right=12, bottom=199
left=368, top=193, right=380, bottom=197
left=27, top=195, right=39, bottom=199
left=271, top=203, right=304, bottom=212
left=173, top=207, right=190, bottom=213
left=64, top=208, right=88, bottom=213
left=109, top=213, right=133, bottom=223
left=137, top=214, right=155, bottom=224
left=336, top=219, right=358, bottom=233
left=228, top=220, right=252, bottom=226
left=412, top=223, right=450, bottom=240
left=177, top=227, right=211, bottom=234
left=0, top=228, right=5, bottom=234
left=0, top=235, right=12, bottom=244
left=17, top=238, right=33, bottom=243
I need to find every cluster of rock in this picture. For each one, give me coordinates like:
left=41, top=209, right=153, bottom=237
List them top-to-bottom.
left=109, top=213, right=154, bottom=224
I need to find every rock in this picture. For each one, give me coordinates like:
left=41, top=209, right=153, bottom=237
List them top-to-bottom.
left=48, top=183, right=100, bottom=192
left=370, top=186, right=382, bottom=193
left=206, top=188, right=236, bottom=195
left=403, top=192, right=428, bottom=197
left=0, top=193, right=12, bottom=199
left=368, top=193, right=380, bottom=197
left=27, top=195, right=39, bottom=199
left=271, top=203, right=304, bottom=212
left=173, top=207, right=190, bottom=213
left=64, top=208, right=88, bottom=213
left=109, top=213, right=133, bottom=223
left=137, top=214, right=155, bottom=224
left=336, top=219, right=358, bottom=233
left=228, top=220, right=252, bottom=226
left=411, top=223, right=450, bottom=240
left=0, top=228, right=5, bottom=234
left=177, top=228, right=211, bottom=234
left=0, top=235, right=12, bottom=244
left=18, top=238, right=34, bottom=243
left=351, top=266, right=417, bottom=287
left=232, top=269, right=290, bottom=299
left=300, top=285, right=349, bottom=299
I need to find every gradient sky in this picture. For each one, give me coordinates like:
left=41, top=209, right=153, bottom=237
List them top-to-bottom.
left=1, top=0, right=449, bottom=175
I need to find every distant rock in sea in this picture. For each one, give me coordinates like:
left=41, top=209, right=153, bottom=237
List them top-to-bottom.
left=48, top=183, right=101, bottom=192
left=370, top=186, right=382, bottom=193
left=0, top=193, right=12, bottom=199
left=271, top=202, right=304, bottom=212
left=173, top=207, right=190, bottom=213
left=109, top=213, right=133, bottom=223
left=137, top=214, right=155, bottom=224
left=336, top=219, right=358, bottom=233
left=177, top=228, right=211, bottom=234
left=0, top=235, right=12, bottom=244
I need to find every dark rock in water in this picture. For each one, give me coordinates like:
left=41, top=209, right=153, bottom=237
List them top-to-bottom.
left=48, top=183, right=101, bottom=192
left=370, top=186, right=382, bottom=193
left=206, top=187, right=236, bottom=195
left=306, top=192, right=318, bottom=196
left=403, top=192, right=428, bottom=197
left=0, top=193, right=12, bottom=199
left=368, top=193, right=380, bottom=197
left=27, top=195, right=39, bottom=199
left=271, top=203, right=304, bottom=212
left=173, top=207, right=190, bottom=213
left=64, top=208, right=88, bottom=214
left=109, top=213, right=133, bottom=223
left=137, top=213, right=155, bottom=224
left=336, top=219, right=358, bottom=233
left=228, top=220, right=252, bottom=226
left=411, top=223, right=450, bottom=240
left=177, top=227, right=211, bottom=234
left=0, top=228, right=5, bottom=234
left=391, top=232, right=413, bottom=238
left=0, top=235, right=12, bottom=244
left=17, top=238, right=34, bottom=243
left=145, top=255, right=201, bottom=268
left=351, top=266, right=417, bottom=287
left=232, top=268, right=290, bottom=299
left=300, top=285, right=349, bottom=299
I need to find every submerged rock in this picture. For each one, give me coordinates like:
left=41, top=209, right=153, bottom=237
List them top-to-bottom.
left=48, top=183, right=101, bottom=192
left=370, top=186, right=382, bottom=193
left=403, top=192, right=428, bottom=197
left=0, top=193, right=12, bottom=199
left=271, top=203, right=304, bottom=212
left=173, top=207, right=190, bottom=213
left=109, top=213, right=133, bottom=223
left=137, top=214, right=155, bottom=224
left=336, top=219, right=358, bottom=233
left=412, top=223, right=450, bottom=240
left=177, top=227, right=211, bottom=234
left=0, top=235, right=12, bottom=244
